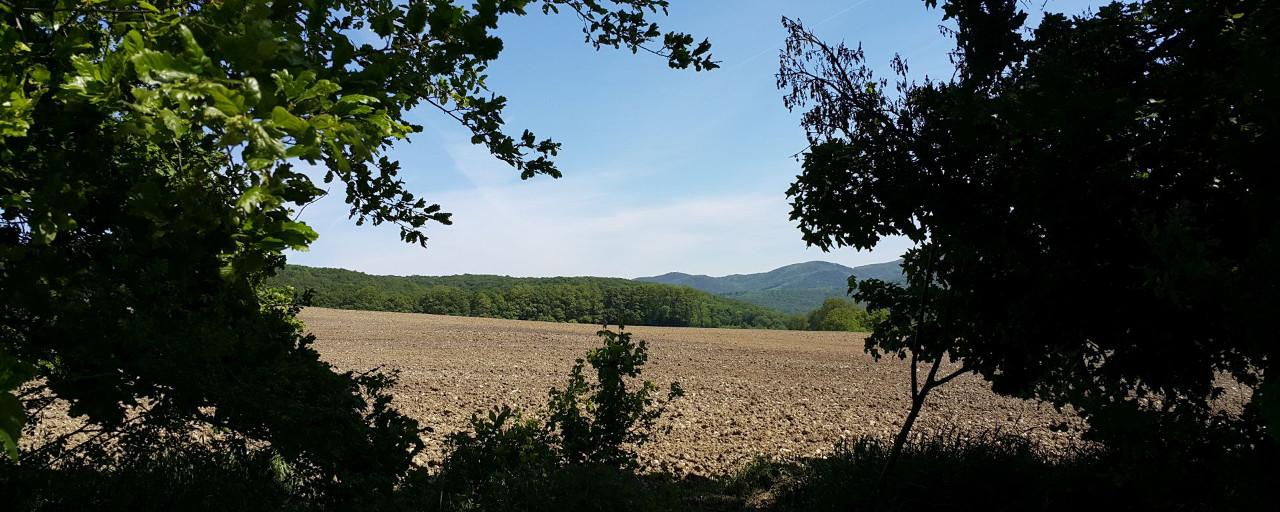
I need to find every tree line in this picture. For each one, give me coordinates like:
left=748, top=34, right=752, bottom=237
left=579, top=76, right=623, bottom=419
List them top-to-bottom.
left=271, top=265, right=881, bottom=331
left=272, top=265, right=778, bottom=327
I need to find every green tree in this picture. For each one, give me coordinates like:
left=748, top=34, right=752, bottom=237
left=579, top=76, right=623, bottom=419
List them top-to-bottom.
left=0, top=0, right=713, bottom=499
left=779, top=0, right=1277, bottom=479
left=350, top=285, right=393, bottom=310
left=418, top=285, right=472, bottom=315
left=470, top=291, right=497, bottom=317
left=806, top=298, right=875, bottom=332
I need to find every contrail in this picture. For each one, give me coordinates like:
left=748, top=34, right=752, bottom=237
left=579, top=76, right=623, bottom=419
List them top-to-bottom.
left=724, top=0, right=876, bottom=72
left=816, top=0, right=876, bottom=27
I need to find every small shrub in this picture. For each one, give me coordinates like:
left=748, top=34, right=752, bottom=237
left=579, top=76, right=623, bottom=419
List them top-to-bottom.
left=431, top=326, right=685, bottom=509
left=547, top=327, right=684, bottom=467
left=432, top=405, right=559, bottom=510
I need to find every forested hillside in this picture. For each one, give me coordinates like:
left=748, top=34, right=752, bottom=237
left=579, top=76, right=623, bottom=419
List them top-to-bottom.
left=638, top=260, right=904, bottom=313
left=638, top=261, right=859, bottom=293
left=270, top=265, right=793, bottom=329
left=719, top=288, right=846, bottom=315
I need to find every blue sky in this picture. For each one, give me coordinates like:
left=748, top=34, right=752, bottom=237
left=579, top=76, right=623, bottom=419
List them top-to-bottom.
left=288, top=0, right=1097, bottom=278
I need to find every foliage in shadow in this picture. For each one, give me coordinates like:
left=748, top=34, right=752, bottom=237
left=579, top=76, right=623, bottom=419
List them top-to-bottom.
left=4, top=419, right=1274, bottom=511
left=733, top=432, right=1277, bottom=512
left=1, top=435, right=306, bottom=512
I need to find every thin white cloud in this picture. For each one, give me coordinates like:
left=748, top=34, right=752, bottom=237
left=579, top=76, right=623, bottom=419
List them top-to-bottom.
left=286, top=98, right=910, bottom=278
left=287, top=159, right=908, bottom=278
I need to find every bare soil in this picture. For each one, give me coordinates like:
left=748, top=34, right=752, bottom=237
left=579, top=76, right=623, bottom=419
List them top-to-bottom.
left=302, top=308, right=1085, bottom=476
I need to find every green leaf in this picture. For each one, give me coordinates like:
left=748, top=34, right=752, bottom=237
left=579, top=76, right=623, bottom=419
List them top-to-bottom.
left=405, top=3, right=429, bottom=34
left=371, top=10, right=398, bottom=38
left=175, top=25, right=210, bottom=71
left=122, top=29, right=145, bottom=53
left=130, top=50, right=195, bottom=82
left=28, top=64, right=50, bottom=84
left=243, top=77, right=262, bottom=107
left=295, top=80, right=341, bottom=103
left=203, top=84, right=245, bottom=115
left=336, top=94, right=379, bottom=106
left=271, top=106, right=309, bottom=134
left=158, top=109, right=190, bottom=136
left=245, top=122, right=286, bottom=167
left=236, top=185, right=271, bottom=213
left=33, top=217, right=57, bottom=244
left=276, top=220, right=318, bottom=250
left=0, top=348, right=34, bottom=390
left=0, top=392, right=23, bottom=462
left=0, top=430, right=16, bottom=462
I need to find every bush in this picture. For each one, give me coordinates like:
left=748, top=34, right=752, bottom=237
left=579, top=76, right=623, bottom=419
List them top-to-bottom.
left=429, top=326, right=684, bottom=509
left=547, top=327, right=684, bottom=467
left=430, top=406, right=561, bottom=510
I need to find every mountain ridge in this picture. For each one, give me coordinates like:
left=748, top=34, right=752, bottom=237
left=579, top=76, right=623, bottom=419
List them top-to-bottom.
left=636, top=260, right=904, bottom=314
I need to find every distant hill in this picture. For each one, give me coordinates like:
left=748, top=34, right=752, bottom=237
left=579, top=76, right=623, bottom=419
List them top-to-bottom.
left=636, top=260, right=904, bottom=314
left=268, top=265, right=794, bottom=329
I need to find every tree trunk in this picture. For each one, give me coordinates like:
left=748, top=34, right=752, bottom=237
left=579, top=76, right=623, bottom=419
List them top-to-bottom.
left=878, top=390, right=927, bottom=490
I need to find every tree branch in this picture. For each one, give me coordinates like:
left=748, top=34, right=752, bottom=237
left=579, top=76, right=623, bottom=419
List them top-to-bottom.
left=924, top=353, right=943, bottom=389
left=929, top=364, right=970, bottom=390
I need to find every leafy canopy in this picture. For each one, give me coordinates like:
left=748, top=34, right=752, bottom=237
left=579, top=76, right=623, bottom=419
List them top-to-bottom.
left=0, top=0, right=713, bottom=493
left=2, top=0, right=715, bottom=251
left=780, top=0, right=1277, bottom=444
left=805, top=298, right=880, bottom=333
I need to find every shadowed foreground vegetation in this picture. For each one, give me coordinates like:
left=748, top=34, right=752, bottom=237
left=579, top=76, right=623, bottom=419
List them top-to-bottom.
left=5, top=430, right=1273, bottom=512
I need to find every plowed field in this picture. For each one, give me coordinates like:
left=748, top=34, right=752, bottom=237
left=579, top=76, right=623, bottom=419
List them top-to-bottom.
left=302, top=308, right=1083, bottom=475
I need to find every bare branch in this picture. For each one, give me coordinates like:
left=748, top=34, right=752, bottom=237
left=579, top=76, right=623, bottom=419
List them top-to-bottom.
left=924, top=353, right=943, bottom=389
left=930, top=364, right=970, bottom=390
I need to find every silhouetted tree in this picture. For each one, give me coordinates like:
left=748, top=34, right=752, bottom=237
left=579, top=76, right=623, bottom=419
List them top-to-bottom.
left=779, top=0, right=1278, bottom=479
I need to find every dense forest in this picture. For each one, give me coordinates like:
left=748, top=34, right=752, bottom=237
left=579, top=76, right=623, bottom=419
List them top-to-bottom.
left=270, top=265, right=800, bottom=329
left=719, top=288, right=845, bottom=315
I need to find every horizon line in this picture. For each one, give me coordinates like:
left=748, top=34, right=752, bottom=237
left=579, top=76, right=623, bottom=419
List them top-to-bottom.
left=282, top=257, right=905, bottom=281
